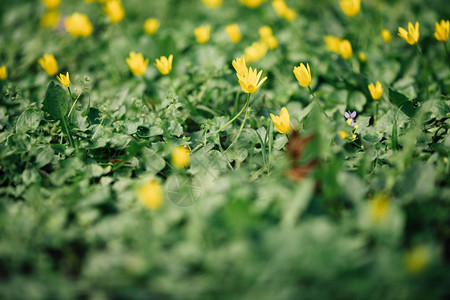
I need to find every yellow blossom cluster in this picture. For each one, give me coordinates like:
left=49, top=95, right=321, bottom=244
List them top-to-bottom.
left=40, top=0, right=61, bottom=28
left=202, top=0, right=223, bottom=9
left=240, top=0, right=267, bottom=9
left=272, top=0, right=296, bottom=22
left=259, top=26, right=278, bottom=50
left=125, top=52, right=174, bottom=76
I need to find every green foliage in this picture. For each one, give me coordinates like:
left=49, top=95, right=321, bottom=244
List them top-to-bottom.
left=0, top=0, right=449, bottom=299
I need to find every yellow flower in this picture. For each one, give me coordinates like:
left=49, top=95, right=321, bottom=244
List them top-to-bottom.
left=42, top=0, right=60, bottom=10
left=104, top=0, right=125, bottom=23
left=201, top=0, right=222, bottom=9
left=240, top=0, right=267, bottom=8
left=272, top=0, right=296, bottom=21
left=272, top=0, right=288, bottom=16
left=339, top=0, right=360, bottom=17
left=283, top=8, right=297, bottom=22
left=41, top=10, right=60, bottom=28
left=65, top=13, right=93, bottom=37
left=144, top=18, right=160, bottom=35
left=434, top=20, right=449, bottom=42
left=398, top=22, right=420, bottom=45
left=225, top=24, right=242, bottom=43
left=194, top=25, right=211, bottom=44
left=259, top=26, right=278, bottom=49
left=259, top=26, right=273, bottom=39
left=381, top=29, right=392, bottom=43
left=324, top=35, right=342, bottom=53
left=264, top=36, right=278, bottom=50
left=339, top=39, right=353, bottom=59
left=243, top=40, right=268, bottom=63
left=126, top=51, right=149, bottom=76
left=358, top=52, right=366, bottom=62
left=38, top=54, right=59, bottom=76
left=154, top=54, right=173, bottom=75
left=232, top=57, right=267, bottom=94
left=232, top=57, right=248, bottom=75
left=293, top=63, right=311, bottom=87
left=0, top=65, right=7, bottom=80
left=56, top=72, right=70, bottom=87
left=368, top=81, right=383, bottom=100
left=270, top=107, right=291, bottom=134
left=339, top=130, right=349, bottom=139
left=172, top=146, right=190, bottom=169
left=136, top=180, right=163, bottom=210
left=368, top=194, right=389, bottom=223
left=405, top=245, right=430, bottom=274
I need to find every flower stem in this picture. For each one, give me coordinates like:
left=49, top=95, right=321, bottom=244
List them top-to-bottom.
left=444, top=42, right=450, bottom=68
left=415, top=44, right=429, bottom=100
left=308, top=86, right=316, bottom=98
left=68, top=87, right=73, bottom=104
left=214, top=93, right=250, bottom=135
left=374, top=101, right=379, bottom=125
left=225, top=102, right=250, bottom=153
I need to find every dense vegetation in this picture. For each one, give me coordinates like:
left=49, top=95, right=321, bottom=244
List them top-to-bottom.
left=0, top=0, right=449, bottom=299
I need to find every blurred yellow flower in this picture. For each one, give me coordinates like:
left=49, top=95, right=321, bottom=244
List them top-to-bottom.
left=42, top=0, right=60, bottom=10
left=104, top=0, right=125, bottom=23
left=202, top=0, right=222, bottom=9
left=240, top=0, right=267, bottom=8
left=272, top=0, right=296, bottom=21
left=272, top=0, right=287, bottom=16
left=339, top=0, right=360, bottom=17
left=283, top=8, right=297, bottom=21
left=41, top=10, right=60, bottom=28
left=65, top=13, right=93, bottom=37
left=144, top=18, right=160, bottom=35
left=434, top=20, right=449, bottom=42
left=398, top=22, right=420, bottom=45
left=225, top=24, right=242, bottom=43
left=194, top=25, right=211, bottom=44
left=259, top=26, right=278, bottom=49
left=259, top=26, right=273, bottom=40
left=381, top=29, right=392, bottom=43
left=324, top=35, right=342, bottom=53
left=265, top=36, right=278, bottom=50
left=339, top=39, right=353, bottom=59
left=243, top=40, right=268, bottom=63
left=126, top=51, right=149, bottom=76
left=358, top=52, right=366, bottom=62
left=38, top=54, right=59, bottom=76
left=154, top=54, right=173, bottom=75
left=232, top=57, right=267, bottom=94
left=293, top=63, right=311, bottom=87
left=0, top=65, right=7, bottom=80
left=56, top=72, right=70, bottom=87
left=368, top=81, right=383, bottom=100
left=270, top=107, right=291, bottom=134
left=339, top=130, right=349, bottom=139
left=172, top=146, right=190, bottom=169
left=136, top=180, right=163, bottom=210
left=368, top=194, right=389, bottom=223
left=405, top=245, right=430, bottom=274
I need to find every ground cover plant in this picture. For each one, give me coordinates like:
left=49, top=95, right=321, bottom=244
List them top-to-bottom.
left=0, top=0, right=449, bottom=299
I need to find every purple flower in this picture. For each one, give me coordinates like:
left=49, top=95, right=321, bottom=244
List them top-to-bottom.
left=344, top=111, right=357, bottom=127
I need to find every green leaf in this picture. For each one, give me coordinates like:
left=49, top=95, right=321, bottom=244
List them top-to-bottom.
left=42, top=81, right=74, bottom=147
left=43, top=81, right=69, bottom=121
left=388, top=89, right=418, bottom=117
left=16, top=109, right=42, bottom=133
